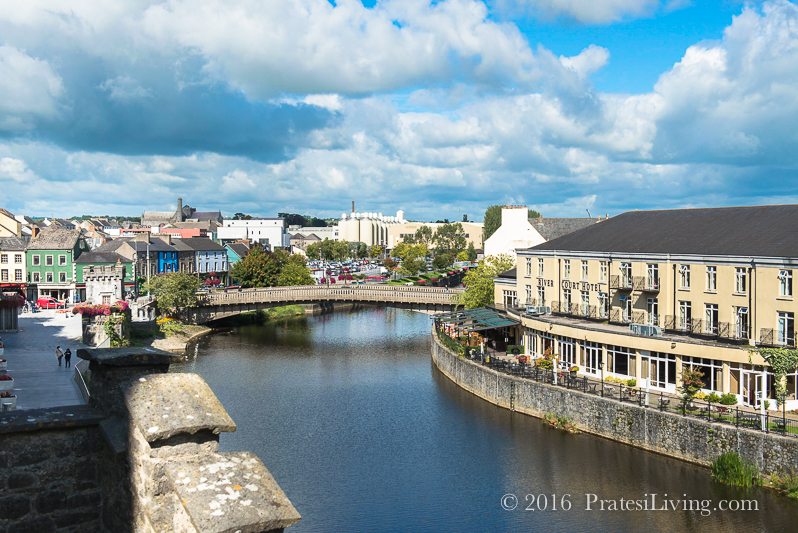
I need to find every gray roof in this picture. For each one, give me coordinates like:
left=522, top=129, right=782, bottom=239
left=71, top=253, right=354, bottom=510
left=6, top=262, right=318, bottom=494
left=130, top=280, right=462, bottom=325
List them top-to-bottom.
left=528, top=205, right=798, bottom=258
left=190, top=211, right=222, bottom=221
left=528, top=217, right=602, bottom=241
left=26, top=229, right=81, bottom=250
left=0, top=236, right=28, bottom=251
left=93, top=237, right=176, bottom=253
left=178, top=238, right=226, bottom=252
left=225, top=243, right=250, bottom=258
left=75, top=251, right=132, bottom=264
left=497, top=267, right=517, bottom=279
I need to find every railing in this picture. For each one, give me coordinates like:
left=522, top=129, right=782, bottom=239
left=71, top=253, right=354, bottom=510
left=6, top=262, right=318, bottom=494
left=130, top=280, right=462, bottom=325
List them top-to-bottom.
left=609, top=275, right=632, bottom=290
left=633, top=276, right=660, bottom=291
left=196, top=284, right=465, bottom=306
left=551, top=301, right=561, bottom=314
left=609, top=309, right=630, bottom=323
left=631, top=311, right=645, bottom=324
left=689, top=318, right=704, bottom=335
left=759, top=328, right=796, bottom=347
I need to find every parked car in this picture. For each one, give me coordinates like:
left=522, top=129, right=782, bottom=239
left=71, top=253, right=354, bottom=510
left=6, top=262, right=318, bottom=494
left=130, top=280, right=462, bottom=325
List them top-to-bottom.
left=36, top=297, right=64, bottom=309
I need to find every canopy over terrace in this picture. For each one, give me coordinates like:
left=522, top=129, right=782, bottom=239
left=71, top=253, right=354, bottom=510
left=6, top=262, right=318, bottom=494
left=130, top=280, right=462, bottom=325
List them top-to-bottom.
left=434, top=307, right=519, bottom=335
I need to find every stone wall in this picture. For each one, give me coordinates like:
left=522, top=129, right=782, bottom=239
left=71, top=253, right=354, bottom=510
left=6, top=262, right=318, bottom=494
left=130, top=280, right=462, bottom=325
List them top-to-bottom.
left=431, top=331, right=798, bottom=477
left=0, top=405, right=107, bottom=533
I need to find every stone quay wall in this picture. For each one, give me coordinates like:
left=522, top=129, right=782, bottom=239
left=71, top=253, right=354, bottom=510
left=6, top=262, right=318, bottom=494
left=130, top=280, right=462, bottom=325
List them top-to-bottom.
left=431, top=330, right=798, bottom=477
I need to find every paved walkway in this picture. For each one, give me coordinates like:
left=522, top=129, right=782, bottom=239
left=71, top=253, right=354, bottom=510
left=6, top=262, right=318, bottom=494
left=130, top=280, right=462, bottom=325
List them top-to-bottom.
left=1, top=309, right=86, bottom=410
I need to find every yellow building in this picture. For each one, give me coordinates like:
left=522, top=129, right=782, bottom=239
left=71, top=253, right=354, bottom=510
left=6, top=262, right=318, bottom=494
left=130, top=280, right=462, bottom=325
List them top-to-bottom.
left=495, top=205, right=798, bottom=410
left=0, top=208, right=22, bottom=238
left=387, top=221, right=484, bottom=250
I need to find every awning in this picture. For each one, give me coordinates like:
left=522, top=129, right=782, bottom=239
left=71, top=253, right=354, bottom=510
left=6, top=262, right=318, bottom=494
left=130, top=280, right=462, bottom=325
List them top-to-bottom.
left=434, top=307, right=520, bottom=332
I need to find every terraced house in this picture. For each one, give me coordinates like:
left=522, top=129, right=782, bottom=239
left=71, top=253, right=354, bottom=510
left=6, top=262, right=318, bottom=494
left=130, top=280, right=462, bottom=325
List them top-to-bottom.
left=496, top=205, right=798, bottom=412
left=26, top=228, right=89, bottom=302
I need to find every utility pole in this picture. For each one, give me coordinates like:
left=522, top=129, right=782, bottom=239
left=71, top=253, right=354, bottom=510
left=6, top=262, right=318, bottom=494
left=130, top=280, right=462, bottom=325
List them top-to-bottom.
left=146, top=242, right=151, bottom=296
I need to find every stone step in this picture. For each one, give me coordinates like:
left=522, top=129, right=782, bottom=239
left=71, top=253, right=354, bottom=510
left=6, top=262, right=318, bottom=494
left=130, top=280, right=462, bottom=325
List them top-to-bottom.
left=166, top=452, right=301, bottom=533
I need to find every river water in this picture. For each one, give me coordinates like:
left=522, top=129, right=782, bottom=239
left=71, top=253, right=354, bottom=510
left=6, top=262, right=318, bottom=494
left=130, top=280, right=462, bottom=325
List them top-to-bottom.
left=173, top=307, right=798, bottom=532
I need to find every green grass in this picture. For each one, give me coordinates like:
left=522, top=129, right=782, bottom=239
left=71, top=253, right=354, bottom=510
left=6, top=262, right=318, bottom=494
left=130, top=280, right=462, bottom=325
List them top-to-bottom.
left=710, top=452, right=761, bottom=487
left=769, top=472, right=798, bottom=499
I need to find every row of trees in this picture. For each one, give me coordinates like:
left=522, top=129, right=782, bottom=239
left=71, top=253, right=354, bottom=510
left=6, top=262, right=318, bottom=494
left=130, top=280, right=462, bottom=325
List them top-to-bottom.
left=483, top=205, right=542, bottom=242
left=305, top=239, right=384, bottom=261
left=230, top=247, right=314, bottom=288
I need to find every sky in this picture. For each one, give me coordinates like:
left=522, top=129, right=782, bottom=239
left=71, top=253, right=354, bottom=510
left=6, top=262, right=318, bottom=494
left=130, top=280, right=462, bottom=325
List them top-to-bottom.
left=1, top=0, right=798, bottom=222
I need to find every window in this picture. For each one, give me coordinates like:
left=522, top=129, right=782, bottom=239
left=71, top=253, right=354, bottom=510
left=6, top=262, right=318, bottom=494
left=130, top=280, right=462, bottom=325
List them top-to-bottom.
left=0, top=254, right=6, bottom=263
left=14, top=254, right=22, bottom=263
left=32, top=255, right=40, bottom=266
left=45, top=255, right=53, bottom=266
left=59, top=255, right=66, bottom=266
left=525, top=258, right=531, bottom=277
left=538, top=258, right=544, bottom=277
left=563, top=259, right=570, bottom=279
left=581, top=260, right=588, bottom=280
left=214, top=261, right=218, bottom=272
left=597, top=261, right=606, bottom=282
left=620, top=262, right=631, bottom=287
left=647, top=264, right=658, bottom=290
left=679, top=265, right=690, bottom=289
left=706, top=266, right=716, bottom=291
left=735, top=268, right=747, bottom=294
left=14, top=269, right=22, bottom=281
left=0, top=270, right=7, bottom=281
left=779, top=270, right=793, bottom=297
left=33, top=272, right=40, bottom=282
left=46, top=272, right=53, bottom=283
left=59, top=272, right=66, bottom=283
left=525, top=285, right=532, bottom=304
left=537, top=286, right=545, bottom=307
left=562, top=288, right=571, bottom=310
left=502, top=290, right=517, bottom=307
left=581, top=291, right=589, bottom=315
left=598, top=293, right=608, bottom=318
left=102, top=295, right=111, bottom=305
left=621, top=297, right=631, bottom=322
left=647, top=298, right=659, bottom=326
left=679, top=301, right=692, bottom=330
left=705, top=304, right=718, bottom=334
left=734, top=306, right=749, bottom=339
left=778, top=312, right=794, bottom=346
left=607, top=345, right=634, bottom=377
left=683, top=356, right=723, bottom=391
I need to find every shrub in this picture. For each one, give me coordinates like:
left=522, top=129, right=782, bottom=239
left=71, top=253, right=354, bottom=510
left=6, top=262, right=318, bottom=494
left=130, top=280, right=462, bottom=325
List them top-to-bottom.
left=537, top=357, right=554, bottom=370
left=626, top=379, right=636, bottom=387
left=695, top=391, right=707, bottom=400
left=706, top=392, right=722, bottom=403
left=719, top=393, right=738, bottom=405
left=711, top=452, right=760, bottom=487
left=769, top=471, right=798, bottom=499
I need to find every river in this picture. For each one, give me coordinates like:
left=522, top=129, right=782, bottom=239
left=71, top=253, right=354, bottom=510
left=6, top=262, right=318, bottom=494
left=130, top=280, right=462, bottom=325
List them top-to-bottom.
left=173, top=307, right=798, bottom=532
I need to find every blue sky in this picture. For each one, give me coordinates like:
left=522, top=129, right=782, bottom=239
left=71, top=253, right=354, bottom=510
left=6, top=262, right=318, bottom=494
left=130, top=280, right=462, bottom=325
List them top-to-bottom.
left=1, top=0, right=797, bottom=222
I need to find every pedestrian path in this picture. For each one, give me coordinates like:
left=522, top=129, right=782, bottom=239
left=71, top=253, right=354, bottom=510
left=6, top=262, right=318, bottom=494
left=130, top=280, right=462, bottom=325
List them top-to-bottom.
left=1, top=309, right=86, bottom=410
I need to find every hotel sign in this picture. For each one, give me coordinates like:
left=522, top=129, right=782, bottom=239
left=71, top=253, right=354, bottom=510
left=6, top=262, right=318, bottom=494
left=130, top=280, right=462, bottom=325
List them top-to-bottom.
left=537, top=278, right=604, bottom=293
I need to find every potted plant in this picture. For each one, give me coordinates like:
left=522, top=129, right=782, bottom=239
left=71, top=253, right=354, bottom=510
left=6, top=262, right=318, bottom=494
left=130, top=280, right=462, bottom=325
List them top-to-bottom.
left=0, top=358, right=6, bottom=370
left=569, top=365, right=579, bottom=378
left=0, top=373, right=13, bottom=392
left=0, top=390, right=16, bottom=410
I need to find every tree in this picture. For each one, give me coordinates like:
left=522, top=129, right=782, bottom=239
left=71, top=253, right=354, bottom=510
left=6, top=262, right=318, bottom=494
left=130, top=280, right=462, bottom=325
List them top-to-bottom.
left=483, top=205, right=502, bottom=242
left=528, top=209, right=542, bottom=219
left=232, top=213, right=253, bottom=220
left=277, top=213, right=308, bottom=226
left=462, top=214, right=468, bottom=222
left=307, top=217, right=328, bottom=227
left=433, top=222, right=467, bottom=258
left=414, top=225, right=433, bottom=247
left=466, top=241, right=477, bottom=261
left=369, top=245, right=384, bottom=258
left=230, top=247, right=286, bottom=288
left=456, top=251, right=469, bottom=261
left=432, top=253, right=453, bottom=270
left=452, top=254, right=515, bottom=309
left=277, top=255, right=315, bottom=286
left=397, top=257, right=427, bottom=277
left=382, top=258, right=398, bottom=271
left=144, top=272, right=201, bottom=319
left=748, top=347, right=798, bottom=406
left=679, top=367, right=705, bottom=412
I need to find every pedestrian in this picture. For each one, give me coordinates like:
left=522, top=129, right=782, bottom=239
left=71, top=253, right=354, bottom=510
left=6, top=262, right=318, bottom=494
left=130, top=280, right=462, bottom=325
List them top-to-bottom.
left=55, top=345, right=64, bottom=366
left=64, top=348, right=72, bottom=368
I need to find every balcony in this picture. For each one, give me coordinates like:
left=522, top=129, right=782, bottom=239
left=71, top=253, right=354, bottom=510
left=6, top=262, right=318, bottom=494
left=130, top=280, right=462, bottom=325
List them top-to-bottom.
left=609, top=275, right=632, bottom=290
left=633, top=276, right=660, bottom=292
left=610, top=309, right=631, bottom=324
left=759, top=328, right=796, bottom=347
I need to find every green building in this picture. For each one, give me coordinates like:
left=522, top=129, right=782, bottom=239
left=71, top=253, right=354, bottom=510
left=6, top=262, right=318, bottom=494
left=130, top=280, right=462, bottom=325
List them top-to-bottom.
left=26, top=229, right=89, bottom=302
left=75, top=251, right=135, bottom=301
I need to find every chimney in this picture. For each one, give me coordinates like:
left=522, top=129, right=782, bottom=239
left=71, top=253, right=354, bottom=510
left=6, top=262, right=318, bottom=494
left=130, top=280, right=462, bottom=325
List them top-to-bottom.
left=177, top=198, right=184, bottom=222
left=351, top=201, right=355, bottom=214
left=32, top=226, right=40, bottom=239
left=135, top=232, right=150, bottom=243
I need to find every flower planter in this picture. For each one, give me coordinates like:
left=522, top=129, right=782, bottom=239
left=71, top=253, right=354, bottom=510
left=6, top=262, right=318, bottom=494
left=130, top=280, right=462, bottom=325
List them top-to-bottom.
left=0, top=359, right=6, bottom=370
left=569, top=370, right=577, bottom=378
left=0, top=378, right=14, bottom=392
left=1, top=395, right=16, bottom=410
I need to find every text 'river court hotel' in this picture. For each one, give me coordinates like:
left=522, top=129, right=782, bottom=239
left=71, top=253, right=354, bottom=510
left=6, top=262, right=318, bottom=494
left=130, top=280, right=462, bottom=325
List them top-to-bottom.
left=494, top=205, right=798, bottom=411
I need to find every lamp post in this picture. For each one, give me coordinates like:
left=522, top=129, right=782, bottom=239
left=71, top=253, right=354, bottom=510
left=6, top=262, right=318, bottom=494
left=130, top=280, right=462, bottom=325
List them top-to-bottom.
left=599, top=359, right=605, bottom=397
left=780, top=390, right=787, bottom=434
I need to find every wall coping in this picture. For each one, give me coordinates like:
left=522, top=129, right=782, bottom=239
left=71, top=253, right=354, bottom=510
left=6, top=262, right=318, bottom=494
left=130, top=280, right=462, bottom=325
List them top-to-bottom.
left=0, top=404, right=104, bottom=435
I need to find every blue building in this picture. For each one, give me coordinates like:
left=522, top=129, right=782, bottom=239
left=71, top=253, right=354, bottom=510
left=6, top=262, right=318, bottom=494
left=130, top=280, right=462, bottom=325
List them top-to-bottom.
left=182, top=238, right=229, bottom=283
left=224, top=242, right=250, bottom=266
left=157, top=250, right=179, bottom=273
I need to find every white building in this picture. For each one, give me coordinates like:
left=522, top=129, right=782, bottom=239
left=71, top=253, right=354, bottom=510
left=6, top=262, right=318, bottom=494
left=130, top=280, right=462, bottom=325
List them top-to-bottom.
left=484, top=206, right=602, bottom=260
left=338, top=210, right=407, bottom=247
left=217, top=219, right=290, bottom=249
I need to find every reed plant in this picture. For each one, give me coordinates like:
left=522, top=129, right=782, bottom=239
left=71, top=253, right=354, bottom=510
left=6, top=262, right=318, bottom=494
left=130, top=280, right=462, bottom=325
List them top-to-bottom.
left=710, top=452, right=760, bottom=487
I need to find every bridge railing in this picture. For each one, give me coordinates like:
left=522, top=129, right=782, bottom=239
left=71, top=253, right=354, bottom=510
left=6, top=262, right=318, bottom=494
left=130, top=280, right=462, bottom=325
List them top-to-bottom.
left=197, top=284, right=465, bottom=306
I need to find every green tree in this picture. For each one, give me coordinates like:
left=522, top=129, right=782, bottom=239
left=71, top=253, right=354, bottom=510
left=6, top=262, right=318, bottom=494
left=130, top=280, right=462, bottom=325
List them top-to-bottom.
left=483, top=205, right=502, bottom=242
left=528, top=209, right=542, bottom=219
left=232, top=212, right=253, bottom=220
left=462, top=214, right=468, bottom=222
left=307, top=217, right=328, bottom=227
left=433, top=222, right=467, bottom=258
left=414, top=225, right=433, bottom=247
left=466, top=241, right=477, bottom=261
left=369, top=245, right=384, bottom=258
left=229, top=247, right=286, bottom=288
left=456, top=251, right=469, bottom=261
left=432, top=253, right=453, bottom=270
left=452, top=254, right=515, bottom=309
left=277, top=255, right=315, bottom=286
left=397, top=257, right=427, bottom=277
left=382, top=258, right=398, bottom=271
left=144, top=272, right=201, bottom=319
left=748, top=347, right=798, bottom=406
left=679, top=366, right=705, bottom=411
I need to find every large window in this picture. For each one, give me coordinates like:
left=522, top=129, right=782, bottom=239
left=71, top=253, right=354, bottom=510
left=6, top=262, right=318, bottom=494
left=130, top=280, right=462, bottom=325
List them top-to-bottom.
left=0, top=254, right=6, bottom=264
left=14, top=254, right=22, bottom=263
left=32, top=255, right=40, bottom=266
left=45, top=255, right=53, bottom=266
left=59, top=255, right=67, bottom=266
left=525, top=258, right=532, bottom=277
left=538, top=258, right=544, bottom=277
left=563, top=259, right=570, bottom=279
left=581, top=260, right=588, bottom=280
left=600, top=261, right=607, bottom=282
left=620, top=262, right=631, bottom=287
left=647, top=264, right=658, bottom=289
left=679, top=265, right=690, bottom=289
left=706, top=266, right=716, bottom=291
left=735, top=268, right=747, bottom=294
left=14, top=269, right=22, bottom=281
left=0, top=270, right=7, bottom=281
left=779, top=270, right=793, bottom=297
left=32, top=272, right=40, bottom=282
left=46, top=272, right=53, bottom=283
left=59, top=272, right=67, bottom=283
left=525, top=284, right=532, bottom=304
left=537, top=286, right=545, bottom=307
left=562, top=288, right=571, bottom=310
left=502, top=290, right=517, bottom=307
left=580, top=291, right=589, bottom=315
left=598, top=293, right=608, bottom=318
left=621, top=296, right=631, bottom=322
left=647, top=298, right=658, bottom=326
left=679, top=301, right=692, bottom=330
left=705, top=304, right=718, bottom=334
left=734, top=306, right=749, bottom=339
left=778, top=312, right=794, bottom=346
left=607, top=345, right=634, bottom=377
left=684, top=357, right=723, bottom=391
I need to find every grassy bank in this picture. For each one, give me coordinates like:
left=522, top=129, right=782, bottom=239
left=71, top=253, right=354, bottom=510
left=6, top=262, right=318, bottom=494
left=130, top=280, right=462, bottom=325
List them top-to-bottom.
left=230, top=305, right=306, bottom=325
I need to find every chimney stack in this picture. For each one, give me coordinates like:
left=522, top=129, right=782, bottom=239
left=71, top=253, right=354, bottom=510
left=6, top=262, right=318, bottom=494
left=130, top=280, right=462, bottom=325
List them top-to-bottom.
left=177, top=198, right=183, bottom=222
left=351, top=201, right=355, bottom=214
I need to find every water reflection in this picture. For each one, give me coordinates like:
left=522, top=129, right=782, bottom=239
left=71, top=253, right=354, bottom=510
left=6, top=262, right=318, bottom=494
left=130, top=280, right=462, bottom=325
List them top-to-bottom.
left=174, top=307, right=798, bottom=533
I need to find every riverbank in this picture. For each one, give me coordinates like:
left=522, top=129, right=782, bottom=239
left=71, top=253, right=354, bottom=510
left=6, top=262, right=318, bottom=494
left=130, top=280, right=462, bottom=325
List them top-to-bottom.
left=430, top=328, right=798, bottom=478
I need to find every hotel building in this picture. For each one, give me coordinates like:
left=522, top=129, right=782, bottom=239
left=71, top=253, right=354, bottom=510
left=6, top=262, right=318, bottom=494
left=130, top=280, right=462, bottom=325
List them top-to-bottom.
left=494, top=205, right=798, bottom=410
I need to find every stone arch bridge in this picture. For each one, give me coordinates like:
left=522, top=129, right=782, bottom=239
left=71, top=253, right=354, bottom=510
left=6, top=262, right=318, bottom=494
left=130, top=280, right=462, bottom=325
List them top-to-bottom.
left=187, top=284, right=465, bottom=324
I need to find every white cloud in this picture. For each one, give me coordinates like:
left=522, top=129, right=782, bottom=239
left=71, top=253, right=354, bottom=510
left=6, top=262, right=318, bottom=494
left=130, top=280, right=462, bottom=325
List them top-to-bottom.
left=500, top=0, right=660, bottom=24
left=559, top=45, right=610, bottom=78
left=0, top=46, right=64, bottom=130
left=98, top=76, right=154, bottom=102
left=0, top=157, right=38, bottom=183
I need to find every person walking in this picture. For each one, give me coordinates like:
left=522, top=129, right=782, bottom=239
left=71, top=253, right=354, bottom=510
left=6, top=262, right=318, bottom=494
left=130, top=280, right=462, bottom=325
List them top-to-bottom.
left=55, top=346, right=64, bottom=366
left=64, top=348, right=72, bottom=368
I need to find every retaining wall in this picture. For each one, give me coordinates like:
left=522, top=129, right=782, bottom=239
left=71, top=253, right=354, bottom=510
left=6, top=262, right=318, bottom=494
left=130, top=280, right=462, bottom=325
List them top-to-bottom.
left=431, top=331, right=798, bottom=476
